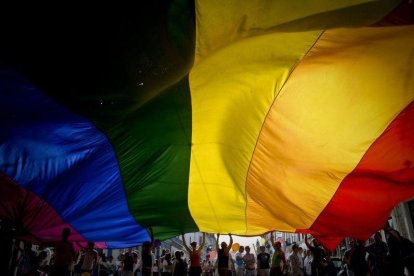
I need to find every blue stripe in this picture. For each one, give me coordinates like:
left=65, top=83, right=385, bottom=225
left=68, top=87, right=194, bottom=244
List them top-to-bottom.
left=0, top=68, right=150, bottom=247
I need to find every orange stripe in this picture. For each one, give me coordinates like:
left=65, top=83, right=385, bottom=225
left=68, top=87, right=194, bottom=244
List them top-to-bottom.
left=246, top=25, right=414, bottom=234
left=306, top=100, right=414, bottom=249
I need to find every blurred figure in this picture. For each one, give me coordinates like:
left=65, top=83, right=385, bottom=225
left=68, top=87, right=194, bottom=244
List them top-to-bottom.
left=384, top=222, right=414, bottom=275
left=385, top=222, right=403, bottom=275
left=51, top=227, right=75, bottom=276
left=366, top=232, right=389, bottom=276
left=182, top=233, right=206, bottom=276
left=270, top=233, right=286, bottom=276
left=216, top=234, right=233, bottom=276
left=304, top=234, right=327, bottom=276
left=349, top=239, right=369, bottom=276
left=80, top=242, right=98, bottom=276
left=142, top=242, right=154, bottom=276
left=18, top=243, right=37, bottom=276
left=288, top=244, right=301, bottom=276
left=257, top=245, right=271, bottom=276
left=38, top=246, right=52, bottom=270
left=235, top=246, right=245, bottom=276
left=242, top=246, right=255, bottom=276
left=124, top=248, right=136, bottom=276
left=297, top=248, right=304, bottom=274
left=36, top=250, right=49, bottom=275
left=303, top=250, right=312, bottom=276
left=338, top=250, right=355, bottom=276
left=133, top=251, right=140, bottom=276
left=162, top=251, right=173, bottom=276
left=173, top=251, right=186, bottom=276
left=117, top=253, right=125, bottom=275
left=99, top=254, right=109, bottom=276
left=203, top=254, right=214, bottom=276
left=321, top=254, right=336, bottom=276
left=403, top=254, right=414, bottom=276
left=228, top=255, right=236, bottom=276
left=107, top=256, right=116, bottom=276
left=153, top=260, right=159, bottom=276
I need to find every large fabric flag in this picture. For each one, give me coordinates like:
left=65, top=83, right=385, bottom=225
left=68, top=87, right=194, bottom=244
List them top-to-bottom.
left=1, top=0, right=413, bottom=249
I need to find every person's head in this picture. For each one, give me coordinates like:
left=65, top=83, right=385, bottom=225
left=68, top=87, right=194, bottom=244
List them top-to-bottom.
left=62, top=227, right=71, bottom=240
left=312, top=238, right=320, bottom=247
left=356, top=239, right=366, bottom=247
left=87, top=241, right=95, bottom=250
left=143, top=241, right=152, bottom=253
left=191, top=241, right=197, bottom=250
left=221, top=241, right=227, bottom=250
left=274, top=242, right=281, bottom=250
left=292, top=244, right=298, bottom=253
left=238, top=246, right=244, bottom=253
left=245, top=246, right=250, bottom=253
left=260, top=246, right=266, bottom=252
left=298, top=247, right=304, bottom=255
left=306, top=250, right=311, bottom=257
left=175, top=251, right=182, bottom=260
left=165, top=252, right=171, bottom=262
left=206, top=254, right=210, bottom=260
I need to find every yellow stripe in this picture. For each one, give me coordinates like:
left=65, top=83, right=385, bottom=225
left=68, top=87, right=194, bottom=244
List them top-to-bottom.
left=188, top=0, right=404, bottom=234
left=193, top=0, right=400, bottom=64
left=246, top=26, right=414, bottom=234
left=189, top=31, right=320, bottom=234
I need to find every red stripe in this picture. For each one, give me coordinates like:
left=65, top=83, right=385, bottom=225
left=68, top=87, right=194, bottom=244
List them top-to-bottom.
left=373, top=1, right=414, bottom=26
left=299, top=101, right=414, bottom=250
left=0, top=173, right=106, bottom=248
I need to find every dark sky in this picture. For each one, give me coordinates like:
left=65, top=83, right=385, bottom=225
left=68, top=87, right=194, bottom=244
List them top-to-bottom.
left=0, top=1, right=195, bottom=115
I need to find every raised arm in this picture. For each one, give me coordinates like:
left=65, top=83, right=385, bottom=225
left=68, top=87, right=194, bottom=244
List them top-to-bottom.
left=270, top=232, right=275, bottom=248
left=198, top=233, right=206, bottom=253
left=182, top=234, right=191, bottom=253
left=216, top=234, right=220, bottom=250
left=226, top=234, right=233, bottom=254
left=304, top=234, right=312, bottom=249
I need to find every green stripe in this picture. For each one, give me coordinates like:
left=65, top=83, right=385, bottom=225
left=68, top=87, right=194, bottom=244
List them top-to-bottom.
left=100, top=0, right=199, bottom=239
left=110, top=77, right=198, bottom=239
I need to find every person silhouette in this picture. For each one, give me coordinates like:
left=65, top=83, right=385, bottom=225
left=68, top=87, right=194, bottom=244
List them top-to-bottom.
left=51, top=227, right=75, bottom=276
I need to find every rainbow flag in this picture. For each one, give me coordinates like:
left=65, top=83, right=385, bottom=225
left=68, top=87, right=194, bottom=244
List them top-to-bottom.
left=1, top=0, right=413, bottom=249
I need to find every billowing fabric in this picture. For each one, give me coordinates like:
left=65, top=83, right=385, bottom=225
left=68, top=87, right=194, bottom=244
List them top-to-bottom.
left=0, top=0, right=413, bottom=249
left=0, top=69, right=149, bottom=248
